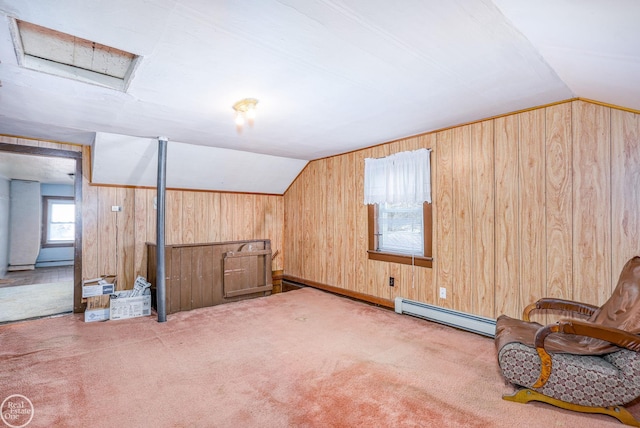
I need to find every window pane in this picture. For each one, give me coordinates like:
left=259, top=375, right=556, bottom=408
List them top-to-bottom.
left=377, top=202, right=423, bottom=254
left=51, top=203, right=75, bottom=223
left=49, top=223, right=75, bottom=241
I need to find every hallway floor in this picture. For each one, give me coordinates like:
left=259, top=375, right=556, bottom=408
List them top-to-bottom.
left=0, top=265, right=73, bottom=288
left=0, top=266, right=73, bottom=323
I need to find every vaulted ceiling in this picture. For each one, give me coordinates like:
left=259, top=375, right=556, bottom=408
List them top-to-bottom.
left=0, top=1, right=638, bottom=163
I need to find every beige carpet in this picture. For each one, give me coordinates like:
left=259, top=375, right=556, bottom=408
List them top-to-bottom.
left=0, top=281, right=73, bottom=323
left=0, top=288, right=633, bottom=427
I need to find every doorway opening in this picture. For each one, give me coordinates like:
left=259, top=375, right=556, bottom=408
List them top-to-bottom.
left=0, top=142, right=82, bottom=323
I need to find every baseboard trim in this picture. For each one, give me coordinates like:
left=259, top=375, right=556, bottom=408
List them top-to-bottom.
left=282, top=274, right=394, bottom=309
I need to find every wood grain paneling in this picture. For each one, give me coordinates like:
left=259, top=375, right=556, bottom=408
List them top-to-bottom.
left=6, top=97, right=640, bottom=322
left=572, top=101, right=611, bottom=304
left=545, top=103, right=573, bottom=300
left=518, top=109, right=546, bottom=313
left=611, top=109, right=640, bottom=282
left=493, top=115, right=519, bottom=318
left=471, top=121, right=495, bottom=317
left=452, top=126, right=473, bottom=312
left=435, top=129, right=454, bottom=308
left=82, top=146, right=98, bottom=280
left=354, top=149, right=368, bottom=297
left=134, top=189, right=148, bottom=276
left=182, top=191, right=195, bottom=244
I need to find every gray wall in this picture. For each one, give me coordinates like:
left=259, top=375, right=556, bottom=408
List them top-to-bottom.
left=0, top=177, right=9, bottom=277
left=8, top=180, right=41, bottom=270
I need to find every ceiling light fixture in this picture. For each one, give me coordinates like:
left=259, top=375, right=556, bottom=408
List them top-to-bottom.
left=232, top=98, right=259, bottom=130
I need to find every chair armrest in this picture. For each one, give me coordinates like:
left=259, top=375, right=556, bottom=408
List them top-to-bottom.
left=523, top=298, right=599, bottom=322
left=531, top=320, right=640, bottom=388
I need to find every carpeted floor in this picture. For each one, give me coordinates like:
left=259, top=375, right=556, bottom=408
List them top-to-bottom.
left=0, top=281, right=73, bottom=323
left=0, top=288, right=634, bottom=427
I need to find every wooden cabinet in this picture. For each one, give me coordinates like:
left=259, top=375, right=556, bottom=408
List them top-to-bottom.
left=147, top=239, right=272, bottom=315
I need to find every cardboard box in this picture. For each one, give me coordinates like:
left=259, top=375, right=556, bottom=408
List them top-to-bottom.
left=82, top=276, right=116, bottom=298
left=109, top=290, right=151, bottom=321
left=84, top=308, right=110, bottom=323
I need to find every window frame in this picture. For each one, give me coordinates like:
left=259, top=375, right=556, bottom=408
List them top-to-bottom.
left=41, top=196, right=75, bottom=248
left=367, top=202, right=433, bottom=268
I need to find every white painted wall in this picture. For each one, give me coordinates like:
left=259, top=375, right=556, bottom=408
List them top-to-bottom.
left=92, top=132, right=308, bottom=194
left=0, top=177, right=9, bottom=277
left=36, top=183, right=74, bottom=267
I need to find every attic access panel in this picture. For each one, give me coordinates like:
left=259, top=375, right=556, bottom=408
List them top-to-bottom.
left=11, top=19, right=139, bottom=91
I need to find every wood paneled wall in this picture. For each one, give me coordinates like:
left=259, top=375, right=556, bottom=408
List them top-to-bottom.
left=4, top=98, right=639, bottom=319
left=283, top=100, right=640, bottom=319
left=0, top=137, right=284, bottom=294
left=81, top=154, right=284, bottom=290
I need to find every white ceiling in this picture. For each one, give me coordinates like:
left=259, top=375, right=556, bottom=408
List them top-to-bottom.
left=0, top=0, right=638, bottom=163
left=0, top=151, right=76, bottom=184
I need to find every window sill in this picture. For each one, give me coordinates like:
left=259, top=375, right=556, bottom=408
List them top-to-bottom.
left=42, top=242, right=74, bottom=248
left=367, top=250, right=432, bottom=268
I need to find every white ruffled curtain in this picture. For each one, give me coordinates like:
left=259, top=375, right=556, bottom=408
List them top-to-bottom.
left=363, top=148, right=432, bottom=205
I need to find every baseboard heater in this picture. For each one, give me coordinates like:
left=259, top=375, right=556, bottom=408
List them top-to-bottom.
left=395, top=297, right=496, bottom=338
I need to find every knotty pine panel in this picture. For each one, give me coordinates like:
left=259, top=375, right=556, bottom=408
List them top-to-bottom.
left=572, top=101, right=611, bottom=305
left=545, top=103, right=573, bottom=300
left=518, top=109, right=546, bottom=314
left=611, top=109, right=640, bottom=285
left=493, top=115, right=520, bottom=318
left=470, top=121, right=495, bottom=318
left=452, top=125, right=473, bottom=313
left=435, top=129, right=454, bottom=309
left=416, top=133, right=436, bottom=305
left=82, top=146, right=98, bottom=280
left=354, top=149, right=368, bottom=297
left=344, top=152, right=357, bottom=291
left=323, top=157, right=336, bottom=288
left=313, top=160, right=328, bottom=285
left=302, top=161, right=316, bottom=282
left=284, top=168, right=303, bottom=276
left=97, top=187, right=118, bottom=278
left=117, top=187, right=136, bottom=289
left=134, top=189, right=149, bottom=277
left=166, top=191, right=183, bottom=245
left=182, top=191, right=196, bottom=244
left=206, top=192, right=221, bottom=243
left=219, top=193, right=235, bottom=242
left=239, top=194, right=255, bottom=241
left=254, top=195, right=266, bottom=241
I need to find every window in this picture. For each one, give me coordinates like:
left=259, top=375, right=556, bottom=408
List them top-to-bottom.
left=364, top=149, right=432, bottom=268
left=42, top=197, right=75, bottom=247
left=368, top=202, right=432, bottom=267
left=377, top=202, right=423, bottom=254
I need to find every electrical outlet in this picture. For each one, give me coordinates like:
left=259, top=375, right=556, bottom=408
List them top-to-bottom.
left=389, top=277, right=395, bottom=287
left=439, top=287, right=447, bottom=299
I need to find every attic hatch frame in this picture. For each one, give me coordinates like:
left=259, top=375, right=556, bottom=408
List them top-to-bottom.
left=8, top=18, right=141, bottom=92
left=0, top=142, right=83, bottom=313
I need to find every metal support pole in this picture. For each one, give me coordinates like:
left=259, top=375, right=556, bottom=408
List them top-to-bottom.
left=156, top=137, right=168, bottom=322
